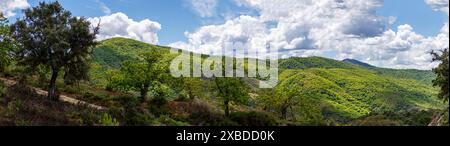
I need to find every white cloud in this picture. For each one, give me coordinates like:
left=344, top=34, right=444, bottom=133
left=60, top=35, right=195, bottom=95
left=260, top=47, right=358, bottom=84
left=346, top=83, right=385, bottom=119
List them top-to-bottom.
left=0, top=0, right=30, bottom=17
left=95, top=0, right=111, bottom=15
left=171, top=0, right=449, bottom=70
left=188, top=0, right=218, bottom=17
left=426, top=0, right=449, bottom=15
left=88, top=12, right=161, bottom=44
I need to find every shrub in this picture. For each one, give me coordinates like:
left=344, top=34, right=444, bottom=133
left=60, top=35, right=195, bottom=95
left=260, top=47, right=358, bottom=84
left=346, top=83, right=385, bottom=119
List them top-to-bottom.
left=0, top=82, right=5, bottom=101
left=82, top=92, right=110, bottom=101
left=112, top=96, right=155, bottom=126
left=149, top=96, right=171, bottom=116
left=188, top=101, right=237, bottom=126
left=99, top=113, right=120, bottom=126
left=152, top=115, right=190, bottom=126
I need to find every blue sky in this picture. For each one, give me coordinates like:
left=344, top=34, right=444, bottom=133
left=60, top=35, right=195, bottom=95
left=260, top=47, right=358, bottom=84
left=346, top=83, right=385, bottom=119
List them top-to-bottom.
left=2, top=0, right=449, bottom=69
left=19, top=0, right=446, bottom=45
left=23, top=0, right=252, bottom=45
left=378, top=0, right=448, bottom=36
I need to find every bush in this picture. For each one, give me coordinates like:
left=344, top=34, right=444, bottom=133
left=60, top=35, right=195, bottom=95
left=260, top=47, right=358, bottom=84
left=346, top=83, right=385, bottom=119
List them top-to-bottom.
left=0, top=82, right=5, bottom=101
left=82, top=92, right=110, bottom=101
left=112, top=96, right=155, bottom=126
left=149, top=96, right=171, bottom=116
left=187, top=101, right=237, bottom=126
left=230, top=111, right=279, bottom=126
left=99, top=113, right=120, bottom=126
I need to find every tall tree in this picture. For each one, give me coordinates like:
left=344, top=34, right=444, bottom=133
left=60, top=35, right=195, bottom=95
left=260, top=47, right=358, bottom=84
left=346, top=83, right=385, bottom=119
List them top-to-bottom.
left=11, top=2, right=99, bottom=100
left=0, top=13, right=14, bottom=73
left=431, top=48, right=449, bottom=103
left=112, top=50, right=171, bottom=101
left=214, top=77, right=249, bottom=117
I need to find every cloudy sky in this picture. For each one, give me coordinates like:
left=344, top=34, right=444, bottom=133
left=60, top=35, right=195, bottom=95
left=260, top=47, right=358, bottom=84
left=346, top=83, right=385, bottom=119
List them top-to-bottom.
left=1, top=0, right=449, bottom=70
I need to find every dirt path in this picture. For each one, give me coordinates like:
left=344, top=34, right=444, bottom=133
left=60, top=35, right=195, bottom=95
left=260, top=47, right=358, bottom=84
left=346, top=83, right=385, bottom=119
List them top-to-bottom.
left=0, top=77, right=106, bottom=110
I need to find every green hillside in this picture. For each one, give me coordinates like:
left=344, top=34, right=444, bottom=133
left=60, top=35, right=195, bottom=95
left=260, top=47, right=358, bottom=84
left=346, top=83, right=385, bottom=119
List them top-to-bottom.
left=90, top=37, right=446, bottom=125
left=93, top=37, right=171, bottom=69
left=279, top=57, right=357, bottom=70
left=343, top=58, right=436, bottom=85
left=276, top=68, right=444, bottom=122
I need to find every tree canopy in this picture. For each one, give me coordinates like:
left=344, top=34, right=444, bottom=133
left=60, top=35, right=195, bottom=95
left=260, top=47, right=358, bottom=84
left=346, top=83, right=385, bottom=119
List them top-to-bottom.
left=11, top=2, right=99, bottom=100
left=0, top=13, right=14, bottom=73
left=432, top=48, right=449, bottom=103
left=109, top=50, right=173, bottom=101
left=214, top=77, right=249, bottom=117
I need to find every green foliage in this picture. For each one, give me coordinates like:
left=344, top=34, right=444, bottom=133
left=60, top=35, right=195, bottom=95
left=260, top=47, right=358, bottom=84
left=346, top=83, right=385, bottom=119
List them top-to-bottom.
left=11, top=2, right=98, bottom=100
left=0, top=13, right=14, bottom=73
left=92, top=37, right=171, bottom=69
left=89, top=38, right=446, bottom=126
left=431, top=48, right=449, bottom=103
left=108, top=50, right=174, bottom=101
left=279, top=56, right=356, bottom=70
left=273, top=68, right=445, bottom=123
left=372, top=68, right=436, bottom=85
left=262, top=72, right=327, bottom=124
left=214, top=77, right=250, bottom=117
left=181, top=78, right=203, bottom=100
left=0, top=82, right=5, bottom=100
left=149, top=96, right=171, bottom=116
left=99, top=113, right=120, bottom=126
left=152, top=115, right=190, bottom=126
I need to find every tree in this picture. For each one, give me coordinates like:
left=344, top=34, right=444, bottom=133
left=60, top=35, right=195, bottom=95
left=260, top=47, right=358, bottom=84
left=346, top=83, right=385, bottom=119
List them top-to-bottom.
left=11, top=2, right=99, bottom=100
left=0, top=13, right=14, bottom=73
left=431, top=48, right=449, bottom=103
left=112, top=50, right=171, bottom=101
left=214, top=77, right=249, bottom=117
left=182, top=78, right=203, bottom=100
left=261, top=83, right=302, bottom=120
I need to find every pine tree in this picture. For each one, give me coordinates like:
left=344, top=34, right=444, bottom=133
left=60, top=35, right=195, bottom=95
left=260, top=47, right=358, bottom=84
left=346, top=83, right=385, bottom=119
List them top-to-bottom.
left=431, top=48, right=449, bottom=103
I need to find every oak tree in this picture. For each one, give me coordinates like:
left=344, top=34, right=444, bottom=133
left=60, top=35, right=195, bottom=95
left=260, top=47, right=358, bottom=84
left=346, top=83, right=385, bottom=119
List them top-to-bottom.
left=11, top=2, right=99, bottom=100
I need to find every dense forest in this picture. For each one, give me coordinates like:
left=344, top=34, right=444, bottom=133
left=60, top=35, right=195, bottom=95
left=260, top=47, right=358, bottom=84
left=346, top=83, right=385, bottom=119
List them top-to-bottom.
left=0, top=2, right=449, bottom=126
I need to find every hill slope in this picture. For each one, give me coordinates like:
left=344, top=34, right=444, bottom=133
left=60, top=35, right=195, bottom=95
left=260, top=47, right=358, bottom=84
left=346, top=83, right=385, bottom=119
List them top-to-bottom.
left=92, top=37, right=445, bottom=124
left=93, top=37, right=171, bottom=69
left=342, top=58, right=436, bottom=85
left=277, top=68, right=444, bottom=122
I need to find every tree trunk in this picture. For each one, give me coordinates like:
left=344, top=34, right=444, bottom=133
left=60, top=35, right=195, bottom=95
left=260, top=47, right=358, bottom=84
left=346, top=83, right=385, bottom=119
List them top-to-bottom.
left=48, top=68, right=59, bottom=101
left=140, top=84, right=150, bottom=102
left=280, top=96, right=293, bottom=120
left=224, top=100, right=230, bottom=117
left=281, top=105, right=288, bottom=120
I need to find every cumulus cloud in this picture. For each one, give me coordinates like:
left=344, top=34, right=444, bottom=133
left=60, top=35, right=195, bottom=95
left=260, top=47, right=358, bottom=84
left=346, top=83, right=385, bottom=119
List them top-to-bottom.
left=0, top=0, right=30, bottom=17
left=171, top=0, right=449, bottom=70
left=187, top=0, right=218, bottom=17
left=426, top=0, right=449, bottom=15
left=88, top=12, right=161, bottom=44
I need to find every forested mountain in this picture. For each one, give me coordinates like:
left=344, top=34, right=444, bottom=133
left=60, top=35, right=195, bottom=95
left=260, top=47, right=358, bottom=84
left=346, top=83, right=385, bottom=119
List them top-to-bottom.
left=87, top=37, right=446, bottom=125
